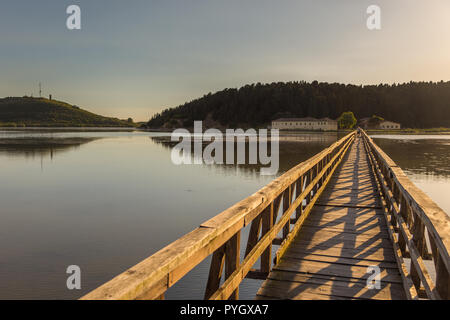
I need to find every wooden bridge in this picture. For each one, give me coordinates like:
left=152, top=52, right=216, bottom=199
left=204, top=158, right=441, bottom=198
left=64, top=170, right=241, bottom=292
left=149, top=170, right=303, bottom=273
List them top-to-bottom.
left=82, top=130, right=450, bottom=300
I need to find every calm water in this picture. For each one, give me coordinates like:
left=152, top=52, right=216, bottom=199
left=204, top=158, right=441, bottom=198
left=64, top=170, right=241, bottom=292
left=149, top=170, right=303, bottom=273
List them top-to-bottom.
left=0, top=130, right=448, bottom=299
left=371, top=135, right=450, bottom=217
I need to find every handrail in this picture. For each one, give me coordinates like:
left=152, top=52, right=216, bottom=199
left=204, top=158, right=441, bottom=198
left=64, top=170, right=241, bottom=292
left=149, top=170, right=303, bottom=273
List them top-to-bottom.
left=361, top=129, right=450, bottom=299
left=81, top=131, right=356, bottom=300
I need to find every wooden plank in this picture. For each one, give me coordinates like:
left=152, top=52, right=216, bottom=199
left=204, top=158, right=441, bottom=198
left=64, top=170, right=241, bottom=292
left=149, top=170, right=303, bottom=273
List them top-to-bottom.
left=258, top=136, right=408, bottom=300
left=319, top=189, right=379, bottom=198
left=319, top=192, right=381, bottom=204
left=315, top=201, right=382, bottom=209
left=306, top=209, right=386, bottom=222
left=307, top=214, right=385, bottom=225
left=301, top=222, right=389, bottom=236
left=300, top=223, right=389, bottom=237
left=295, top=228, right=391, bottom=243
left=285, top=243, right=396, bottom=262
left=280, top=252, right=398, bottom=269
left=273, top=258, right=403, bottom=283
left=267, top=269, right=375, bottom=286
left=257, top=276, right=405, bottom=300
left=257, top=289, right=350, bottom=300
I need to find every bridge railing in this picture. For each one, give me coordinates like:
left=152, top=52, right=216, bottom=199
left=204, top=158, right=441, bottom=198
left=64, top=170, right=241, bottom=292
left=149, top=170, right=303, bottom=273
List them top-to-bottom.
left=362, top=129, right=450, bottom=300
left=81, top=131, right=356, bottom=300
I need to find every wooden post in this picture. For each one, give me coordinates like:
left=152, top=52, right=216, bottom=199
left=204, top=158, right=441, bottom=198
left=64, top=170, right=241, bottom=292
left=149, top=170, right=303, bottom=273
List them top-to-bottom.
left=319, top=158, right=325, bottom=188
left=313, top=164, right=319, bottom=196
left=306, top=169, right=312, bottom=205
left=383, top=175, right=404, bottom=230
left=295, top=176, right=304, bottom=219
left=282, top=187, right=290, bottom=239
left=272, top=195, right=282, bottom=225
left=398, top=196, right=407, bottom=256
left=261, top=203, right=274, bottom=273
left=412, top=212, right=428, bottom=259
left=245, top=215, right=262, bottom=257
left=430, top=230, right=450, bottom=299
left=225, top=231, right=241, bottom=300
left=204, top=245, right=226, bottom=299
left=435, top=253, right=450, bottom=299
left=409, top=260, right=421, bottom=292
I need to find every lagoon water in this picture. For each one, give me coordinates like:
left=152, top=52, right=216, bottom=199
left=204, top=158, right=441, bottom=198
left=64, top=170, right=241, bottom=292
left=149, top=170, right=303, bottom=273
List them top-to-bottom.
left=0, top=130, right=449, bottom=299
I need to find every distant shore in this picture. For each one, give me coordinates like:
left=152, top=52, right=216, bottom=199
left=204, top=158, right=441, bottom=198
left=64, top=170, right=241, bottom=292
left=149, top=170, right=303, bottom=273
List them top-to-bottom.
left=0, top=126, right=138, bottom=131
left=2, top=126, right=450, bottom=135
left=141, top=126, right=450, bottom=135
left=341, top=128, right=450, bottom=135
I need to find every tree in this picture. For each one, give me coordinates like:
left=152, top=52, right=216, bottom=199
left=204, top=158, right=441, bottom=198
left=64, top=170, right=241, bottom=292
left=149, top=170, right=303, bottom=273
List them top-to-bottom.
left=145, top=81, right=450, bottom=129
left=338, top=111, right=357, bottom=129
left=127, top=118, right=133, bottom=123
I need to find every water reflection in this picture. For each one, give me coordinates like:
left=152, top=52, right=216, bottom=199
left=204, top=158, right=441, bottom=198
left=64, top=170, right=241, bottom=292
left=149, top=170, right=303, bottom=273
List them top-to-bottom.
left=151, top=132, right=341, bottom=175
left=371, top=135, right=450, bottom=217
left=0, top=137, right=99, bottom=159
left=372, top=137, right=450, bottom=178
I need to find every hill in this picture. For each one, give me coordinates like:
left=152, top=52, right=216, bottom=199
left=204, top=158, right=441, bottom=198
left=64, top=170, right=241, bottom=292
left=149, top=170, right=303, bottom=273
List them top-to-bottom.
left=146, top=81, right=450, bottom=129
left=0, top=97, right=133, bottom=127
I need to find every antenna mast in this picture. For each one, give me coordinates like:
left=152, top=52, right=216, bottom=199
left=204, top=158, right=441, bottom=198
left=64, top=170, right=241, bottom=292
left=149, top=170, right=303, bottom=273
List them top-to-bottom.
left=39, top=82, right=42, bottom=97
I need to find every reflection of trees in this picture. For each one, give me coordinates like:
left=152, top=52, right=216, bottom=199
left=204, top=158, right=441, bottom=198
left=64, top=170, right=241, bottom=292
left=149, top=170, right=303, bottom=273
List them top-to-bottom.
left=150, top=133, right=339, bottom=176
left=0, top=138, right=99, bottom=160
left=374, top=138, right=450, bottom=177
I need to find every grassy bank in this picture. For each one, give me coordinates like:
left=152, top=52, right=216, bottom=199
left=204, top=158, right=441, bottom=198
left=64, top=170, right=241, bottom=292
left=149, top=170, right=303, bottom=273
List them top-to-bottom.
left=0, top=97, right=135, bottom=127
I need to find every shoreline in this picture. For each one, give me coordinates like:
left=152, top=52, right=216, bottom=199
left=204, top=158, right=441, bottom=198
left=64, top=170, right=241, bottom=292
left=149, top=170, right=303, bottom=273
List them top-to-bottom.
left=0, top=126, right=138, bottom=131
left=1, top=126, right=450, bottom=135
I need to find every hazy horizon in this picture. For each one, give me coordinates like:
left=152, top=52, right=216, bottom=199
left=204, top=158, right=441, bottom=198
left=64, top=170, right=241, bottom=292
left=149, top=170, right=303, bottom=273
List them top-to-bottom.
left=2, top=1, right=450, bottom=121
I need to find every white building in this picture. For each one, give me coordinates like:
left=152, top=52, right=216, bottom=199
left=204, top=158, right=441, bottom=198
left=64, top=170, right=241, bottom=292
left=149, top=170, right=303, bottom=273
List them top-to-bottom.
left=271, top=117, right=338, bottom=131
left=379, top=121, right=401, bottom=129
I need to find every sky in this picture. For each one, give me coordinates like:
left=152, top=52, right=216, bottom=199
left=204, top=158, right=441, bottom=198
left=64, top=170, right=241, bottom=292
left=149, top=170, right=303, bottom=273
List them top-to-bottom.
left=1, top=0, right=450, bottom=121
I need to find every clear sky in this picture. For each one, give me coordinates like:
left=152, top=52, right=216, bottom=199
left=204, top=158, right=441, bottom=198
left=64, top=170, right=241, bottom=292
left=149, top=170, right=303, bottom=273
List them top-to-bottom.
left=1, top=1, right=450, bottom=121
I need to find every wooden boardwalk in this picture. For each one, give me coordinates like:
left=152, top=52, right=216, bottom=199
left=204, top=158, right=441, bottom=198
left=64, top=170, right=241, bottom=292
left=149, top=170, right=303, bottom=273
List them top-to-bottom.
left=83, top=130, right=450, bottom=301
left=256, top=136, right=406, bottom=300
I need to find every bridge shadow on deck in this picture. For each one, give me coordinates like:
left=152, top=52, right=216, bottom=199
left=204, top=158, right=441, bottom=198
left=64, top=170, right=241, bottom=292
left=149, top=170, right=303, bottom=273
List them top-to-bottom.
left=257, top=137, right=406, bottom=300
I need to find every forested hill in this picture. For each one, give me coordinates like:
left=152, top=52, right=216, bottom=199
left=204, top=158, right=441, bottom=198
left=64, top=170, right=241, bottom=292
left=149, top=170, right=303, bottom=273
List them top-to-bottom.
left=147, top=81, right=450, bottom=129
left=0, top=97, right=133, bottom=127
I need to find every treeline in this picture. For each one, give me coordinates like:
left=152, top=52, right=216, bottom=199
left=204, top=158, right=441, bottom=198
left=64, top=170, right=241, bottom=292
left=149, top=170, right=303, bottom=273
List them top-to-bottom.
left=147, top=81, right=450, bottom=129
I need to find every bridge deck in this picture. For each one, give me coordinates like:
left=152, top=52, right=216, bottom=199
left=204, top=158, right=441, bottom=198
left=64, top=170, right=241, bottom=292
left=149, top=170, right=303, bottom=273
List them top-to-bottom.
left=256, top=136, right=406, bottom=300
